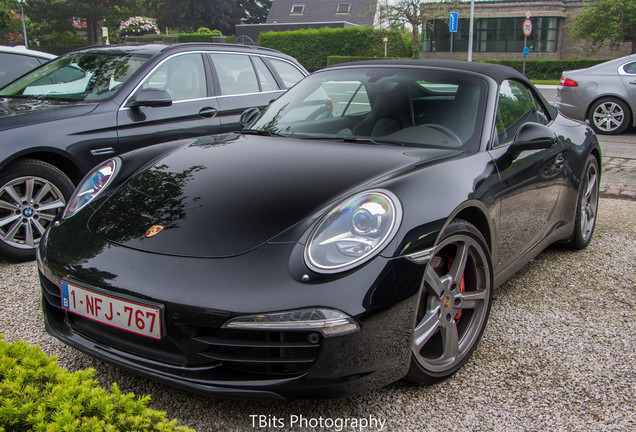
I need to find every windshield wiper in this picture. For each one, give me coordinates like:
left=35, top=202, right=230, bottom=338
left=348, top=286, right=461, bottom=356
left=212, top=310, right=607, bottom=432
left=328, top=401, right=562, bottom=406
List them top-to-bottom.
left=240, top=129, right=284, bottom=137
left=340, top=136, right=405, bottom=147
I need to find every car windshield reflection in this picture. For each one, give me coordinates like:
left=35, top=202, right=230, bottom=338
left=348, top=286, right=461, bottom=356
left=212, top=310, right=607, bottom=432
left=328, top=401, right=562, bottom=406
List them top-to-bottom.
left=0, top=51, right=150, bottom=101
left=251, top=67, right=488, bottom=150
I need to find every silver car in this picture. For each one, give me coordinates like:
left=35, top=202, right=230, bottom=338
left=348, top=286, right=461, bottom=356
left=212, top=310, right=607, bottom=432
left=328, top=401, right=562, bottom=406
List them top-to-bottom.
left=555, top=54, right=636, bottom=135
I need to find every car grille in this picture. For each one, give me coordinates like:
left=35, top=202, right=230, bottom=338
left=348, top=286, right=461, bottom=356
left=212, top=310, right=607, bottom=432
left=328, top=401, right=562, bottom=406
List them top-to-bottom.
left=193, top=329, right=322, bottom=375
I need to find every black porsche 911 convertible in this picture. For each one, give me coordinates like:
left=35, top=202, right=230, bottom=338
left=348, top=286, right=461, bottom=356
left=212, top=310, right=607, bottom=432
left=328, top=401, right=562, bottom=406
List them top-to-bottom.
left=38, top=60, right=600, bottom=399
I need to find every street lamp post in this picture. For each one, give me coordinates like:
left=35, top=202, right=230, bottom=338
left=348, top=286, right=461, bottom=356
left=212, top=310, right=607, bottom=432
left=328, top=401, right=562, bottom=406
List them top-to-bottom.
left=17, top=0, right=28, bottom=49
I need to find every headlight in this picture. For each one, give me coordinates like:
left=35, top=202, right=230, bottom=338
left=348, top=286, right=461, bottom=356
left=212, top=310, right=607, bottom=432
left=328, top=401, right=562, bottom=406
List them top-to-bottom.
left=63, top=158, right=119, bottom=219
left=304, top=189, right=402, bottom=273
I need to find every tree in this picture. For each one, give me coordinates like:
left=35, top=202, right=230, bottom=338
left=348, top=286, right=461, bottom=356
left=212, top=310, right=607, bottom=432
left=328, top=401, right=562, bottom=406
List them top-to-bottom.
left=0, top=0, right=21, bottom=45
left=25, top=0, right=130, bottom=45
left=148, top=0, right=243, bottom=35
left=239, top=0, right=272, bottom=24
left=378, top=0, right=458, bottom=57
left=569, top=0, right=636, bottom=54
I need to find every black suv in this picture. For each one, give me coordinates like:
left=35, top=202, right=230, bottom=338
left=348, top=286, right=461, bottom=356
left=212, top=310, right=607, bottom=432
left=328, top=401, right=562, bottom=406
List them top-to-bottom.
left=0, top=43, right=307, bottom=260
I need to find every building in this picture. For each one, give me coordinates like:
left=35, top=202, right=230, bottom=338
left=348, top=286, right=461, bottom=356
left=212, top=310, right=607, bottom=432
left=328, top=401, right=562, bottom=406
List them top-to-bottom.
left=236, top=0, right=379, bottom=45
left=421, top=0, right=631, bottom=60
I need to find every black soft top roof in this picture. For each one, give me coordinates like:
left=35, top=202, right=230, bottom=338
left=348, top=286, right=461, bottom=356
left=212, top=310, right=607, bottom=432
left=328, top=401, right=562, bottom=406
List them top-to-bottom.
left=324, top=59, right=529, bottom=85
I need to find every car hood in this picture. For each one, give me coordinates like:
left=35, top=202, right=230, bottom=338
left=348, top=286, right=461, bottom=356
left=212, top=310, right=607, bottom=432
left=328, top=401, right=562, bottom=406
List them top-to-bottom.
left=0, top=97, right=97, bottom=130
left=88, top=134, right=460, bottom=258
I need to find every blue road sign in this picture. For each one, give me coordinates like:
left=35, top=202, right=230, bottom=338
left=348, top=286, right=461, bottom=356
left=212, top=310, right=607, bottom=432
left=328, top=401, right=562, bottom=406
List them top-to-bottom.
left=449, top=12, right=458, bottom=33
left=523, top=46, right=530, bottom=57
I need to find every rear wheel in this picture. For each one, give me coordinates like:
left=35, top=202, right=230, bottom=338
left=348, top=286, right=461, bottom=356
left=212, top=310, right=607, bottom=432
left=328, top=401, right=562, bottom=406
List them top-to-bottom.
left=588, top=97, right=631, bottom=135
left=565, top=155, right=600, bottom=250
left=0, top=159, right=74, bottom=261
left=407, top=219, right=493, bottom=383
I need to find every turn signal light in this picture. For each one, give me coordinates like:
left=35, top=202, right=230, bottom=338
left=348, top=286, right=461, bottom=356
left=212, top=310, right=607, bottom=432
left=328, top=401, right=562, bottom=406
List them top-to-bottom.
left=560, top=77, right=578, bottom=87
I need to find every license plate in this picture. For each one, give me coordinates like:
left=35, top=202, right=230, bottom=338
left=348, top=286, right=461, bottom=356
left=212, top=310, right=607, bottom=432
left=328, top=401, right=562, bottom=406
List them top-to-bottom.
left=60, top=280, right=162, bottom=340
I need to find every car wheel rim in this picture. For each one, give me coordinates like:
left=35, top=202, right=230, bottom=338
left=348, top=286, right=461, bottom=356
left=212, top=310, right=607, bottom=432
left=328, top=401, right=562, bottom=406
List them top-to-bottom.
left=592, top=102, right=624, bottom=132
left=580, top=162, right=599, bottom=241
left=0, top=176, right=66, bottom=250
left=412, top=233, right=491, bottom=373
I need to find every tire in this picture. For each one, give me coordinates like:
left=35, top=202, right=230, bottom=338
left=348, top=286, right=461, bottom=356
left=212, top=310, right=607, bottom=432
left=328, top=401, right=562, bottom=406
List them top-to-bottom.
left=588, top=97, right=631, bottom=135
left=564, top=155, right=600, bottom=250
left=0, top=159, right=74, bottom=261
left=407, top=219, right=493, bottom=383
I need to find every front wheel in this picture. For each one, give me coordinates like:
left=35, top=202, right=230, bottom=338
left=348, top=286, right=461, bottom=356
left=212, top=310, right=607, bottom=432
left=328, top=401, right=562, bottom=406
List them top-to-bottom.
left=589, top=97, right=631, bottom=135
left=0, top=159, right=74, bottom=261
left=407, top=219, right=493, bottom=383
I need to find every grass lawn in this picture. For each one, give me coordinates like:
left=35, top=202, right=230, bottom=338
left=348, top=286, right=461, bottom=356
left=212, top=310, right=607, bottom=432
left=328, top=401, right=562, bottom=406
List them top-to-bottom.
left=532, top=79, right=560, bottom=85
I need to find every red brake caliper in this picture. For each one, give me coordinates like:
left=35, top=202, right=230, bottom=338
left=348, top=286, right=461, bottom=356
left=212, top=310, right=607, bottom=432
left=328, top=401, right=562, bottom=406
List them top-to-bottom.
left=443, top=254, right=466, bottom=323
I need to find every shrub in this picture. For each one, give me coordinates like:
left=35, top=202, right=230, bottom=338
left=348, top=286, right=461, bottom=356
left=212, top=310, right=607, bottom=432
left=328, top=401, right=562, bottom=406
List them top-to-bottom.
left=118, top=16, right=160, bottom=37
left=259, top=26, right=411, bottom=71
left=476, top=59, right=610, bottom=80
left=0, top=336, right=194, bottom=432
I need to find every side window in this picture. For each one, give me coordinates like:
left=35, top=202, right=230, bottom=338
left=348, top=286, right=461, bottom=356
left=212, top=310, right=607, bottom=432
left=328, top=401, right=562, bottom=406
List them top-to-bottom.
left=0, top=53, right=43, bottom=87
left=141, top=53, right=206, bottom=102
left=210, top=53, right=259, bottom=96
left=252, top=56, right=279, bottom=92
left=267, top=58, right=305, bottom=88
left=624, top=62, right=636, bottom=74
left=495, top=80, right=548, bottom=146
left=335, top=83, right=370, bottom=116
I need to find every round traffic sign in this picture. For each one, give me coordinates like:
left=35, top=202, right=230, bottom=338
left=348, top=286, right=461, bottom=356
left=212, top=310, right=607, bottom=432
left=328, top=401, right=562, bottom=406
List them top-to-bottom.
left=523, top=19, right=532, bottom=37
left=523, top=47, right=530, bottom=57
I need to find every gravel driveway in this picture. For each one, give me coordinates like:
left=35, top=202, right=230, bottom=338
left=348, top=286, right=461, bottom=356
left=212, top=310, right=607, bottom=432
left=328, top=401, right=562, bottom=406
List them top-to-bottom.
left=1, top=198, right=634, bottom=432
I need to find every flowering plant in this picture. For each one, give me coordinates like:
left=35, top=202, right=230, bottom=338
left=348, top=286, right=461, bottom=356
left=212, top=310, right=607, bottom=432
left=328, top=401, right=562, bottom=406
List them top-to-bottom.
left=118, top=16, right=160, bottom=37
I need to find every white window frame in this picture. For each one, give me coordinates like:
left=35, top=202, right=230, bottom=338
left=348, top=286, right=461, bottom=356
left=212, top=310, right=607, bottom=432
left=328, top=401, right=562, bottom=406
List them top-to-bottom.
left=336, top=3, right=351, bottom=14
left=291, top=4, right=305, bottom=14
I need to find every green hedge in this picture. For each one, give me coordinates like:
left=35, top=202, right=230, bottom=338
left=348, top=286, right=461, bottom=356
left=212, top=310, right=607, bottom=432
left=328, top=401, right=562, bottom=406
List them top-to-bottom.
left=258, top=26, right=411, bottom=72
left=121, top=34, right=236, bottom=44
left=325, top=56, right=609, bottom=80
left=327, top=56, right=406, bottom=66
left=475, top=59, right=609, bottom=80
left=0, top=337, right=194, bottom=432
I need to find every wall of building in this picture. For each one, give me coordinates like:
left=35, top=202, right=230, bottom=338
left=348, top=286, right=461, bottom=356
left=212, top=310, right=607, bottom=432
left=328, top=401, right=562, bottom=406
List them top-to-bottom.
left=420, top=1, right=631, bottom=61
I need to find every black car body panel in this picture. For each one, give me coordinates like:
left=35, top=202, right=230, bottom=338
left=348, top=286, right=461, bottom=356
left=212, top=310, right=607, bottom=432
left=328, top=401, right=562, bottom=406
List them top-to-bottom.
left=39, top=60, right=601, bottom=399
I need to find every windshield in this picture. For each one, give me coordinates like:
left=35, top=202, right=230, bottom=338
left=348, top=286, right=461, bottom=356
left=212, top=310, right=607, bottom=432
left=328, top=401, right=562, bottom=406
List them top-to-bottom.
left=0, top=51, right=150, bottom=101
left=250, top=67, right=488, bottom=150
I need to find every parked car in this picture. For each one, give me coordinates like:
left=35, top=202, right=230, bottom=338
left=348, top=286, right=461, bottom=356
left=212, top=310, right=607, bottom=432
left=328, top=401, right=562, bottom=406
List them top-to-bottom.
left=0, top=43, right=307, bottom=260
left=0, top=45, right=56, bottom=88
left=556, top=53, right=636, bottom=135
left=38, top=60, right=601, bottom=399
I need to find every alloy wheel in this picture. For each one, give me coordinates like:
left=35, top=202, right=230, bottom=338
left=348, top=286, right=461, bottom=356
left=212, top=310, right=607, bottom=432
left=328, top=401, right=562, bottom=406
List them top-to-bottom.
left=592, top=101, right=625, bottom=133
left=580, top=160, right=599, bottom=242
left=0, top=176, right=66, bottom=250
left=412, top=232, right=491, bottom=374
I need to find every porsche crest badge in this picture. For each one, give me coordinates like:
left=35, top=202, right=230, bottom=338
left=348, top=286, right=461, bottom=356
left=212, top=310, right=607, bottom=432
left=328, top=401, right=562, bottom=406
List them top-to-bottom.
left=145, top=225, right=164, bottom=238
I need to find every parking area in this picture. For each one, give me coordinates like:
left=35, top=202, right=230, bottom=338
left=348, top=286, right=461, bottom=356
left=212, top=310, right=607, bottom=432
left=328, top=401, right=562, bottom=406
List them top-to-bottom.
left=0, top=196, right=634, bottom=431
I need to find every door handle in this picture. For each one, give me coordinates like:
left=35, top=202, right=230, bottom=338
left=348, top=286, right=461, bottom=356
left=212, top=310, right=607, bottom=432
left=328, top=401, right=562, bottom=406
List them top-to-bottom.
left=630, top=81, right=636, bottom=85
left=199, top=107, right=218, bottom=118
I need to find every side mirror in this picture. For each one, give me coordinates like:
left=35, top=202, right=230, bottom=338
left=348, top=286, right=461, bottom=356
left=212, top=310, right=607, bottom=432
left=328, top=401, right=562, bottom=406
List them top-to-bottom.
left=127, top=88, right=172, bottom=108
left=240, top=107, right=260, bottom=126
left=507, top=122, right=557, bottom=159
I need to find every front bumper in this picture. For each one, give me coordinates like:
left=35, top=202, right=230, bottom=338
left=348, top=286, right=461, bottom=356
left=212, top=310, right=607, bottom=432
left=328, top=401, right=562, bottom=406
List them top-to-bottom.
left=38, top=224, right=426, bottom=399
